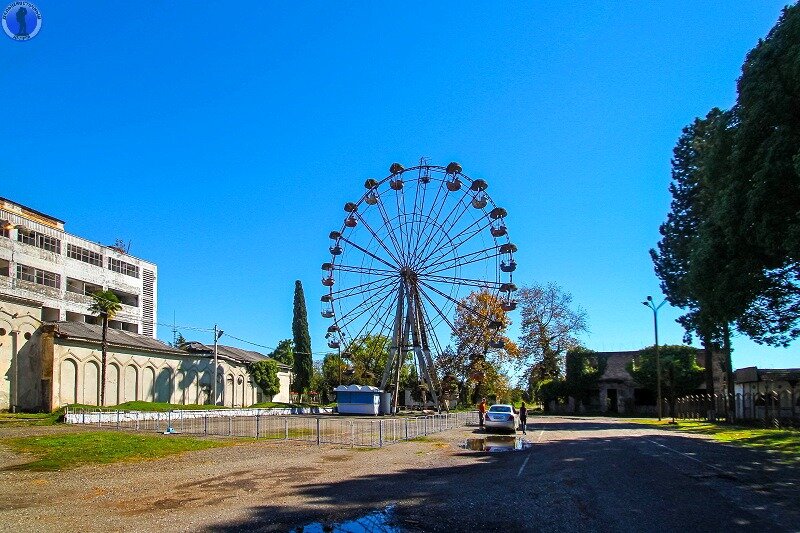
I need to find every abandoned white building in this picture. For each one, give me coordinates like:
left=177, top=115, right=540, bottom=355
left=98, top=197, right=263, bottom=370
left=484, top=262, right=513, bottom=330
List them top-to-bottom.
left=0, top=196, right=157, bottom=335
left=0, top=196, right=292, bottom=412
left=0, top=197, right=158, bottom=410
left=14, top=320, right=291, bottom=411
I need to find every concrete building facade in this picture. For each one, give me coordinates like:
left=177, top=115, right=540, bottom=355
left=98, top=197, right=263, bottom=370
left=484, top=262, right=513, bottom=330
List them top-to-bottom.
left=0, top=197, right=157, bottom=337
left=16, top=320, right=291, bottom=411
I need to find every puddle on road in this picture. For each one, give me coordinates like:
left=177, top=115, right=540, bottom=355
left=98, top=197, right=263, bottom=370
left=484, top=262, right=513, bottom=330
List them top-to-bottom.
left=462, top=436, right=531, bottom=452
left=294, top=505, right=399, bottom=533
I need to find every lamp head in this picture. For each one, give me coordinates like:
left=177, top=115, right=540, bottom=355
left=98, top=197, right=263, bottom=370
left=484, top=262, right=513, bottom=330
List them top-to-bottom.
left=646, top=295, right=653, bottom=302
left=217, top=330, right=224, bottom=339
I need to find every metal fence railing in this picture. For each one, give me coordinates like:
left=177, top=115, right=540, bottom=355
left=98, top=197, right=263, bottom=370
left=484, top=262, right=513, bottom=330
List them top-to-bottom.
left=675, top=391, right=799, bottom=427
left=63, top=408, right=479, bottom=447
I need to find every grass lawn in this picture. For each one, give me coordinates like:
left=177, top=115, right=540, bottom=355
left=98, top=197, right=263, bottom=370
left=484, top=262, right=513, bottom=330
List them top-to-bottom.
left=0, top=412, right=62, bottom=427
left=636, top=419, right=800, bottom=463
left=1, top=431, right=228, bottom=471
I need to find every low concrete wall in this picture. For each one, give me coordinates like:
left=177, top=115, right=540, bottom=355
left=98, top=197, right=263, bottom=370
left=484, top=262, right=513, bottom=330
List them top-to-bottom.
left=64, top=406, right=334, bottom=424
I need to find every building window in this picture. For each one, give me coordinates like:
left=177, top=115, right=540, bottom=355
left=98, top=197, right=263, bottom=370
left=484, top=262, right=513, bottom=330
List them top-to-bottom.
left=0, top=228, right=8, bottom=239
left=17, top=230, right=61, bottom=253
left=18, top=230, right=61, bottom=253
left=66, top=244, right=102, bottom=266
left=108, top=257, right=140, bottom=278
left=17, top=264, right=61, bottom=289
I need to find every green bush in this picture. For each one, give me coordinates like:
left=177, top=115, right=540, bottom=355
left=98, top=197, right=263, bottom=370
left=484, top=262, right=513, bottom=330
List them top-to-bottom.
left=249, top=359, right=281, bottom=398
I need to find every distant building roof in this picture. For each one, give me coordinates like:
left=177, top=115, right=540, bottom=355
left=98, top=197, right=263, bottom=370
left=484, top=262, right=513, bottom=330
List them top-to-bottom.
left=50, top=322, right=183, bottom=354
left=181, top=340, right=291, bottom=370
left=735, top=366, right=800, bottom=383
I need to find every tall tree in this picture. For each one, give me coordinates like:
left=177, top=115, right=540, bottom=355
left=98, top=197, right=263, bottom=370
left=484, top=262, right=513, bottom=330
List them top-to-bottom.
left=724, top=3, right=800, bottom=347
left=733, top=3, right=800, bottom=269
left=652, top=109, right=734, bottom=401
left=292, top=280, right=313, bottom=394
left=517, top=283, right=588, bottom=383
left=88, top=290, right=122, bottom=406
left=449, top=290, right=520, bottom=403
left=342, top=334, right=392, bottom=386
left=269, top=339, right=294, bottom=367
left=628, top=345, right=704, bottom=417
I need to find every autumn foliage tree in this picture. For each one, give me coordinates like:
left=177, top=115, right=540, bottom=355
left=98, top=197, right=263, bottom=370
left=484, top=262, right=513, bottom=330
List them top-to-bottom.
left=517, top=283, right=588, bottom=386
left=445, top=290, right=520, bottom=403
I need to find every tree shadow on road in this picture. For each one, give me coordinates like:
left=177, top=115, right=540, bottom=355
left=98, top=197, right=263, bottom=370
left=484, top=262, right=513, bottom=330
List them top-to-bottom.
left=203, top=429, right=800, bottom=532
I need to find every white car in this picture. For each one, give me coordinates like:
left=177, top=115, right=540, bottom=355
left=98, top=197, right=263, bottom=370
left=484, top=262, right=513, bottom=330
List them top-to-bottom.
left=484, top=404, right=518, bottom=433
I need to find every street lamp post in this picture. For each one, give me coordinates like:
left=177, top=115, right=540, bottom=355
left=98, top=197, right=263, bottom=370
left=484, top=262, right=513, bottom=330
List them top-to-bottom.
left=643, top=296, right=666, bottom=421
left=213, top=325, right=224, bottom=405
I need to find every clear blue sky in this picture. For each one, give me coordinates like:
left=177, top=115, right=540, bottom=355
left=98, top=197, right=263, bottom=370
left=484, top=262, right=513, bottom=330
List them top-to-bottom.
left=1, top=2, right=796, bottom=372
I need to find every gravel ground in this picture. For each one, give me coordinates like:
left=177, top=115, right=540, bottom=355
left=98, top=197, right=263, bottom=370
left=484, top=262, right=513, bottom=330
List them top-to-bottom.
left=0, top=416, right=797, bottom=532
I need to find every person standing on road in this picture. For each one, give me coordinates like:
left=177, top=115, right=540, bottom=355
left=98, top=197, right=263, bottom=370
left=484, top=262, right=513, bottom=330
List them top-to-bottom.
left=478, top=398, right=488, bottom=429
left=519, top=401, right=528, bottom=434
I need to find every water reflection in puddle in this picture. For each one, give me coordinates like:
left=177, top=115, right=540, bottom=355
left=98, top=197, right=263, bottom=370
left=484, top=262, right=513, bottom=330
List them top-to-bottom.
left=462, top=436, right=531, bottom=452
left=295, top=505, right=399, bottom=533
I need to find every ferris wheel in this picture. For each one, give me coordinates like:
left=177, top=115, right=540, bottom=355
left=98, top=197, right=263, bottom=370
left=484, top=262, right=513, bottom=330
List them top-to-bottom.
left=321, top=161, right=517, bottom=411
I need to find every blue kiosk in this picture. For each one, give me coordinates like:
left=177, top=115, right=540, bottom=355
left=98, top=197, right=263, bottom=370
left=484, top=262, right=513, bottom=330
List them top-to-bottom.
left=334, top=385, right=383, bottom=415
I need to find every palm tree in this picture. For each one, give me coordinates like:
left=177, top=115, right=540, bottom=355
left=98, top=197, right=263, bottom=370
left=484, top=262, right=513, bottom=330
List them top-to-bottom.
left=88, top=290, right=122, bottom=406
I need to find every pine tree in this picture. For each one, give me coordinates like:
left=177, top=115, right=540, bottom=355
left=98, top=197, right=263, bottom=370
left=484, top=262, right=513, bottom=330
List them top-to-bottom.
left=292, top=280, right=313, bottom=394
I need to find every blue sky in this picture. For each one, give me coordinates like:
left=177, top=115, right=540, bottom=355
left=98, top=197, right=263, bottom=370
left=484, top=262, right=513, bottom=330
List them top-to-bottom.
left=1, top=2, right=796, bottom=372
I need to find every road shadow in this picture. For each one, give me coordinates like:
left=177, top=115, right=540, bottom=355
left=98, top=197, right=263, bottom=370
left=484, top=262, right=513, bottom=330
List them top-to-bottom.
left=203, top=429, right=800, bottom=532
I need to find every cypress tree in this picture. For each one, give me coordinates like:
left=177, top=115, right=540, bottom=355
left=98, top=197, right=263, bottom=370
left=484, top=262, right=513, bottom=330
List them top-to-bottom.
left=292, top=280, right=313, bottom=394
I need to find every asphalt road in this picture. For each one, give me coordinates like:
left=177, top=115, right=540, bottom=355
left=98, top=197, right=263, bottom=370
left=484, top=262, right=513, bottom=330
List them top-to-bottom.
left=1, top=416, right=797, bottom=532
left=214, top=416, right=800, bottom=532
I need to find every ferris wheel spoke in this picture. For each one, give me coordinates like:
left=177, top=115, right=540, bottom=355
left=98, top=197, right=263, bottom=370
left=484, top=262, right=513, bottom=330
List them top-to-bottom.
left=409, top=178, right=457, bottom=265
left=412, top=194, right=472, bottom=270
left=375, top=195, right=407, bottom=265
left=414, top=195, right=481, bottom=269
left=354, top=211, right=404, bottom=267
left=415, top=218, right=493, bottom=271
left=339, top=236, right=399, bottom=270
left=419, top=246, right=500, bottom=275
left=333, top=264, right=398, bottom=277
left=418, top=273, right=503, bottom=289
left=329, top=276, right=396, bottom=299
left=334, top=278, right=398, bottom=332
left=418, top=279, right=495, bottom=323
left=416, top=284, right=457, bottom=333
left=343, top=288, right=400, bottom=354
left=416, top=293, right=450, bottom=367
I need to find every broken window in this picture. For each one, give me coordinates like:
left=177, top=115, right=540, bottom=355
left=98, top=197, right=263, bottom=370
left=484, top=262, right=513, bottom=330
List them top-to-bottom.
left=18, top=230, right=61, bottom=253
left=67, top=244, right=102, bottom=266
left=108, top=257, right=139, bottom=278
left=17, top=264, right=61, bottom=289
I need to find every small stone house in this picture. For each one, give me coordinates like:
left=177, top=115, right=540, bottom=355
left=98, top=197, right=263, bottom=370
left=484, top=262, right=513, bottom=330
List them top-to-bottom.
left=561, top=349, right=725, bottom=414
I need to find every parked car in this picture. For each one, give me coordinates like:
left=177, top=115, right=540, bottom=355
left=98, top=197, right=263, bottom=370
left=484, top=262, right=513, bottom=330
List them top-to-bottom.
left=484, top=404, right=518, bottom=433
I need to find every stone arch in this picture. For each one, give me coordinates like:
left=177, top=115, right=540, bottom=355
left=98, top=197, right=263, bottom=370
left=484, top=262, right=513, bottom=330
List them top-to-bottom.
left=59, top=358, right=78, bottom=405
left=83, top=360, right=100, bottom=406
left=107, top=363, right=121, bottom=406
left=124, top=364, right=138, bottom=402
left=142, top=366, right=156, bottom=402
left=154, top=367, right=172, bottom=403
left=175, top=370, right=186, bottom=405
left=185, top=370, right=198, bottom=404
left=225, top=373, right=235, bottom=408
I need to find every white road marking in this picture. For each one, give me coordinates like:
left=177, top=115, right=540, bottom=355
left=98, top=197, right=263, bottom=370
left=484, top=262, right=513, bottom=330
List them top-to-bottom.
left=517, top=429, right=544, bottom=477
left=644, top=438, right=730, bottom=474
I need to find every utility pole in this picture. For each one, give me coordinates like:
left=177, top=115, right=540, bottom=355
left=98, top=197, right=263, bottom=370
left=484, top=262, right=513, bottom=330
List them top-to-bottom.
left=643, top=296, right=666, bottom=420
left=213, top=325, right=224, bottom=405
